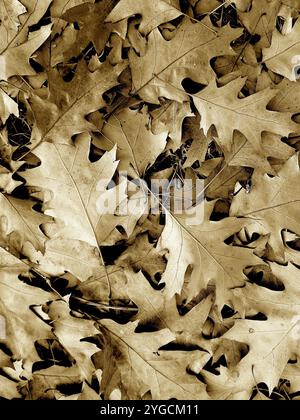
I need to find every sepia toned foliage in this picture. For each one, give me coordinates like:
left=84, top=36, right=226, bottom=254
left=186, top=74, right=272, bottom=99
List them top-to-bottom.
left=0, top=0, right=300, bottom=400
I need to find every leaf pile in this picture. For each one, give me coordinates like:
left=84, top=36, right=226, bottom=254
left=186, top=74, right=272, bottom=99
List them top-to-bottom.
left=0, top=0, right=300, bottom=400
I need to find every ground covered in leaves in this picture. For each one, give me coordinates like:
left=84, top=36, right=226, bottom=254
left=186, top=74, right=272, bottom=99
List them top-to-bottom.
left=0, top=0, right=300, bottom=400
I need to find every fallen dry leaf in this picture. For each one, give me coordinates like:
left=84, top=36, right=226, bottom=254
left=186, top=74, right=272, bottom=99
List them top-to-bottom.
left=0, top=0, right=300, bottom=402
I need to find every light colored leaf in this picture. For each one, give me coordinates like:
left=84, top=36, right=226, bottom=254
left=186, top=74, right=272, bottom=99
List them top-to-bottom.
left=106, top=0, right=182, bottom=35
left=263, top=18, right=300, bottom=81
left=0, top=24, right=52, bottom=81
left=193, top=77, right=298, bottom=152
left=102, top=106, right=167, bottom=177
left=230, top=154, right=300, bottom=263
left=158, top=200, right=262, bottom=304
left=97, top=319, right=209, bottom=399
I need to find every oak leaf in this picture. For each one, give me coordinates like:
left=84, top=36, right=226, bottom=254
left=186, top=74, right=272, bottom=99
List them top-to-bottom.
left=0, top=0, right=26, bottom=51
left=0, top=0, right=51, bottom=51
left=0, top=0, right=52, bottom=81
left=50, top=0, right=93, bottom=18
left=61, top=0, right=119, bottom=57
left=239, top=0, right=280, bottom=52
left=263, top=18, right=300, bottom=81
left=0, top=24, right=52, bottom=81
left=29, top=60, right=127, bottom=147
left=193, top=77, right=298, bottom=152
left=268, top=79, right=300, bottom=113
left=0, top=89, right=19, bottom=123
left=151, top=100, right=194, bottom=148
left=102, top=106, right=168, bottom=177
left=224, top=132, right=294, bottom=175
left=24, top=133, right=122, bottom=248
left=230, top=154, right=300, bottom=263
left=0, top=194, right=49, bottom=254
left=158, top=200, right=262, bottom=303
left=0, top=248, right=56, bottom=371
left=204, top=263, right=300, bottom=397
left=125, top=270, right=214, bottom=348
left=45, top=300, right=99, bottom=382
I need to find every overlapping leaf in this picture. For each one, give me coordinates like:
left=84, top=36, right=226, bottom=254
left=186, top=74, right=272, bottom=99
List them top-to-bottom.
left=0, top=0, right=300, bottom=402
